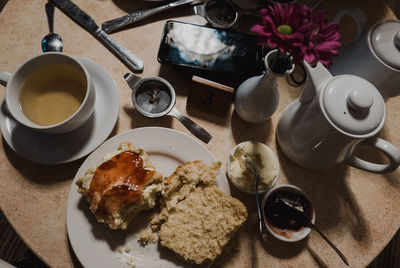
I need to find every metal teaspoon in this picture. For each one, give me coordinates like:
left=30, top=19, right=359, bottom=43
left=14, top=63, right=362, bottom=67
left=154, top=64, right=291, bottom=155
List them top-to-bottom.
left=41, top=1, right=63, bottom=52
left=245, top=157, right=269, bottom=242
left=277, top=198, right=349, bottom=266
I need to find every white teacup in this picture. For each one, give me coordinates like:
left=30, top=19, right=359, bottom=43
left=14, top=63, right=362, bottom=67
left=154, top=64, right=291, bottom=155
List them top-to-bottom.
left=0, top=52, right=95, bottom=134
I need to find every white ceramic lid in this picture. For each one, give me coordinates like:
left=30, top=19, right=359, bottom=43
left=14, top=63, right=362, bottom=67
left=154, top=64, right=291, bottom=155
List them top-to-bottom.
left=369, top=19, right=400, bottom=70
left=321, top=75, right=385, bottom=136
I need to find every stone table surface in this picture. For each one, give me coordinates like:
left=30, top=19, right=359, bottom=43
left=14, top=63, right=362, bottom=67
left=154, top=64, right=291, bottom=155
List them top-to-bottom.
left=0, top=0, right=399, bottom=267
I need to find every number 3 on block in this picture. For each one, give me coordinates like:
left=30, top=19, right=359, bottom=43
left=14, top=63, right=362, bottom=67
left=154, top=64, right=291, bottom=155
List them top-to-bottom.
left=187, top=76, right=234, bottom=117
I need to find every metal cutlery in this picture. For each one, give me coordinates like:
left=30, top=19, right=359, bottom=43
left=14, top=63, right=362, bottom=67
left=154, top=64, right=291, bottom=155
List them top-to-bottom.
left=51, top=0, right=143, bottom=71
left=102, top=0, right=195, bottom=34
left=42, top=2, right=63, bottom=52
left=244, top=157, right=269, bottom=242
left=277, top=198, right=349, bottom=266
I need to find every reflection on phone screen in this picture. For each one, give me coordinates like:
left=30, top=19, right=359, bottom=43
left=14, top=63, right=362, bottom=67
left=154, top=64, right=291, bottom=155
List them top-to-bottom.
left=158, top=21, right=264, bottom=78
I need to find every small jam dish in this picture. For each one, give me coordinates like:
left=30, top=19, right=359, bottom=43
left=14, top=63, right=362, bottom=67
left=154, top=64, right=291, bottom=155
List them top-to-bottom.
left=226, top=141, right=280, bottom=194
left=261, top=184, right=316, bottom=242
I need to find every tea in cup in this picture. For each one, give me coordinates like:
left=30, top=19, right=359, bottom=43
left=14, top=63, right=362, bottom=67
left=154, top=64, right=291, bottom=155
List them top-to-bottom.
left=0, top=52, right=95, bottom=134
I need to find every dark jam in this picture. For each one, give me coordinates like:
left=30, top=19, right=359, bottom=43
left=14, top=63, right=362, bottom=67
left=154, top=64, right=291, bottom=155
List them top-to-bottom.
left=87, top=151, right=154, bottom=216
left=264, top=190, right=313, bottom=238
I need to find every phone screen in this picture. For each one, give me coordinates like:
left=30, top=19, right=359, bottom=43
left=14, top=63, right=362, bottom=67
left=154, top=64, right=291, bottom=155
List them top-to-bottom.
left=157, top=21, right=264, bottom=78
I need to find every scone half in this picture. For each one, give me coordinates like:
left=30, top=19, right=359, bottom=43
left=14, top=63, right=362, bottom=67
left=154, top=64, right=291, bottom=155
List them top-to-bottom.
left=76, top=142, right=163, bottom=230
left=152, top=161, right=248, bottom=264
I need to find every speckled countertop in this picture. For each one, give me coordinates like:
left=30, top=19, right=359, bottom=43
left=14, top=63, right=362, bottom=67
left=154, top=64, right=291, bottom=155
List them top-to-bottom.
left=0, top=0, right=399, bottom=267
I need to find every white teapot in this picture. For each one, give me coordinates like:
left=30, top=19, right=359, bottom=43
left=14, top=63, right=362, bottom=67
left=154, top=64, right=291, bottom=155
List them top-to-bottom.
left=330, top=19, right=400, bottom=98
left=276, top=62, right=400, bottom=173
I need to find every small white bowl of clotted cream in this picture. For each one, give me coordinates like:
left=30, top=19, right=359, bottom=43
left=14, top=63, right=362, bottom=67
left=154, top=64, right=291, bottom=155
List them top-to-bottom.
left=226, top=141, right=280, bottom=194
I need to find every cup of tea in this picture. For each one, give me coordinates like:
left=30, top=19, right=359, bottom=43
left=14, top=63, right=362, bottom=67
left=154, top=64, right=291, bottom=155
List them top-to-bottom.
left=0, top=52, right=95, bottom=134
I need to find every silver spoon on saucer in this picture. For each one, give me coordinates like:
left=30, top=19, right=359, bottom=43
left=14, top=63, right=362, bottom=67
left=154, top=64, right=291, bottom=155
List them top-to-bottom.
left=41, top=1, right=63, bottom=52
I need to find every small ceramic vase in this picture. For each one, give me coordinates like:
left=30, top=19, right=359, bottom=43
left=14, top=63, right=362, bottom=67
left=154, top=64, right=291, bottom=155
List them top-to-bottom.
left=234, top=49, right=294, bottom=123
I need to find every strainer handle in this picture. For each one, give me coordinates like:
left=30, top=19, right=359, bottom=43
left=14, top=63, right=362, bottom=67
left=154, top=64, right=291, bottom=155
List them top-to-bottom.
left=124, top=73, right=142, bottom=89
left=168, top=107, right=212, bottom=144
left=346, top=137, right=400, bottom=174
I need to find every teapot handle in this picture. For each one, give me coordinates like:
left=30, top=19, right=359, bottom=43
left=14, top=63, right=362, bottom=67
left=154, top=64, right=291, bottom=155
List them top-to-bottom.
left=333, top=8, right=366, bottom=43
left=346, top=137, right=400, bottom=174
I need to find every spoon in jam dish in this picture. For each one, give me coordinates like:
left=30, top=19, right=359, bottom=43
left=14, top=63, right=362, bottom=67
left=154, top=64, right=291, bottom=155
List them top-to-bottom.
left=244, top=157, right=268, bottom=242
left=276, top=198, right=349, bottom=266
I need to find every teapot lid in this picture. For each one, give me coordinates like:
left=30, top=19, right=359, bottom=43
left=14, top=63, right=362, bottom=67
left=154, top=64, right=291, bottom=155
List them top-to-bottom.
left=369, top=19, right=400, bottom=70
left=321, top=75, right=385, bottom=136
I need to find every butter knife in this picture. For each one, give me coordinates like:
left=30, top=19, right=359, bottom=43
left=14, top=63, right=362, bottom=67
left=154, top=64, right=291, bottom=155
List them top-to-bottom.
left=52, top=0, right=143, bottom=71
left=102, top=0, right=194, bottom=34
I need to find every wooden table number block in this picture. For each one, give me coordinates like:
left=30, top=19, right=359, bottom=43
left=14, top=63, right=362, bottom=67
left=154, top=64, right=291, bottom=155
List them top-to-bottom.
left=187, top=76, right=234, bottom=117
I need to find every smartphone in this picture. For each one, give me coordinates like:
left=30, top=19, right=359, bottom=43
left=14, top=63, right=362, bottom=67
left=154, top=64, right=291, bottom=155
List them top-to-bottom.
left=157, top=20, right=265, bottom=79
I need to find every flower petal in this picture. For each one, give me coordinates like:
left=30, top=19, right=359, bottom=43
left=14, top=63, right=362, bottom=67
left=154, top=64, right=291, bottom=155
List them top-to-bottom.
left=251, top=2, right=341, bottom=66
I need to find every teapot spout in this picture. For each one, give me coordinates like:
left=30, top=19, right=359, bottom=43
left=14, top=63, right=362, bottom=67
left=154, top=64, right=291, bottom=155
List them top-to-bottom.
left=299, top=62, right=332, bottom=103
left=304, top=62, right=333, bottom=92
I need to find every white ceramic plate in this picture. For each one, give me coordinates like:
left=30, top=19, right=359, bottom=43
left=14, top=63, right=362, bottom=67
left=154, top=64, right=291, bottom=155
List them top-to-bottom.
left=0, top=57, right=119, bottom=165
left=67, top=127, right=230, bottom=268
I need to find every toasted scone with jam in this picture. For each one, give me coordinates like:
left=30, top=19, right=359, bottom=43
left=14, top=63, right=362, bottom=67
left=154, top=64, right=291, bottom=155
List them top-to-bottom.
left=76, top=142, right=163, bottom=230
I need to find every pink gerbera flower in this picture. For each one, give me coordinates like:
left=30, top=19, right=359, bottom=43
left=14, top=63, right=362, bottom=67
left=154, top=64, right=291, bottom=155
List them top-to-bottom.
left=251, top=3, right=341, bottom=67
left=250, top=4, right=312, bottom=64
left=302, top=11, right=341, bottom=67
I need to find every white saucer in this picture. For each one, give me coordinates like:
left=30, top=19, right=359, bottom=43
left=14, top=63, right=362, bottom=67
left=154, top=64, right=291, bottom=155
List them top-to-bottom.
left=0, top=57, right=120, bottom=165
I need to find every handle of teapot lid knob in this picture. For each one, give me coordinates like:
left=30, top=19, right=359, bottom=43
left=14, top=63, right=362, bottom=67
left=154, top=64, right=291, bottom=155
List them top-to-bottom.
left=345, top=137, right=400, bottom=174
